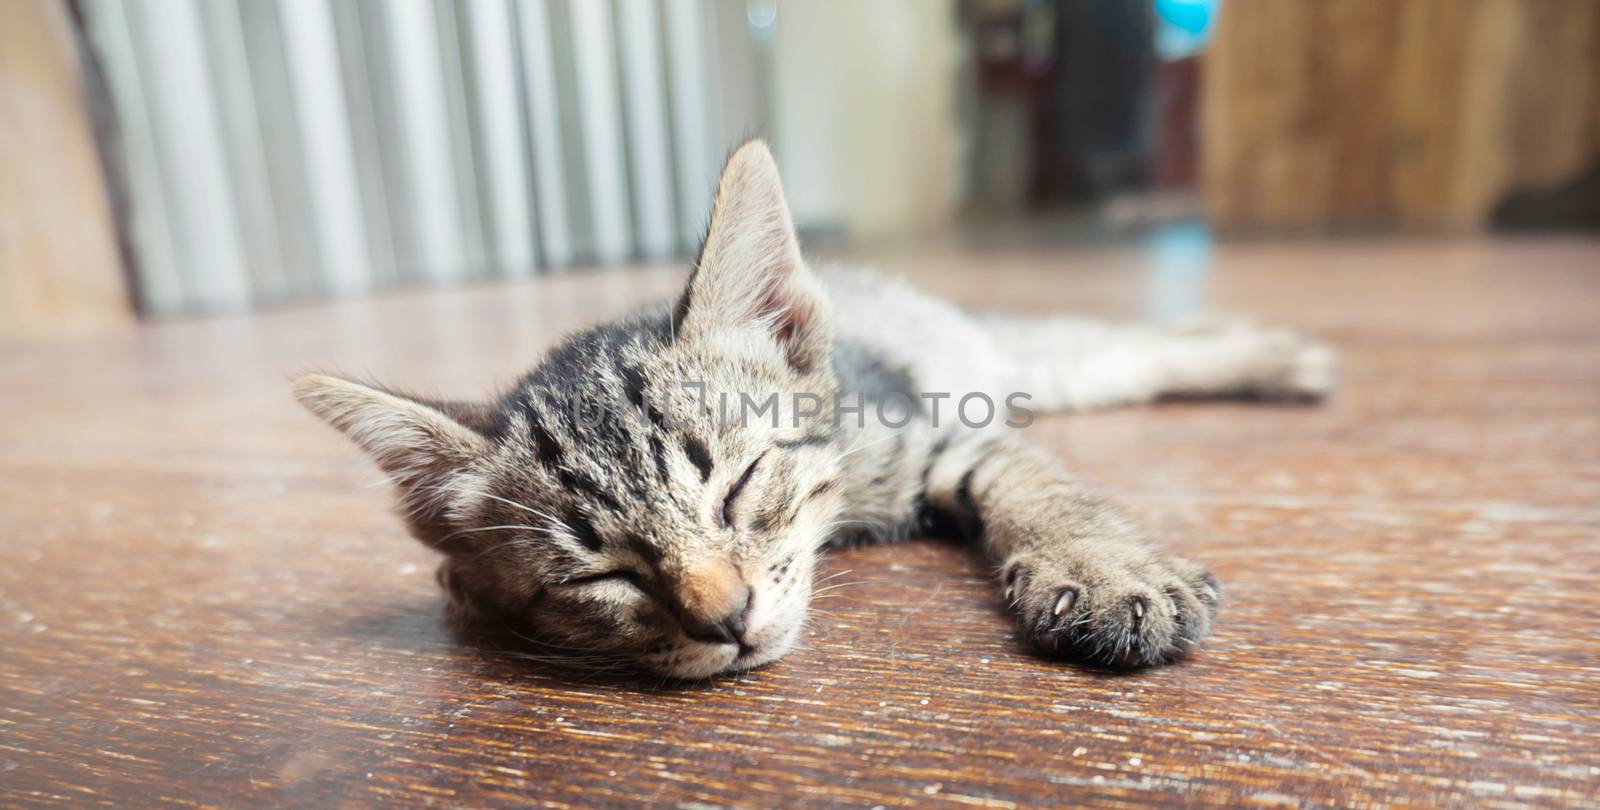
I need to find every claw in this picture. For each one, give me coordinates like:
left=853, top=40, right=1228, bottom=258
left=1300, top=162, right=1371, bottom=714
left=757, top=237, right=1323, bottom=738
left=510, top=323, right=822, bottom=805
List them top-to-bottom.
left=1004, top=564, right=1025, bottom=586
left=1053, top=587, right=1077, bottom=617
left=1130, top=596, right=1147, bottom=628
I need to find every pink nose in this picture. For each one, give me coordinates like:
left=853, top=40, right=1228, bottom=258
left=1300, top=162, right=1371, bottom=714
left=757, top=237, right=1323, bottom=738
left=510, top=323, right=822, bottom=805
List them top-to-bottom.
left=674, top=559, right=753, bottom=647
left=682, top=584, right=752, bottom=646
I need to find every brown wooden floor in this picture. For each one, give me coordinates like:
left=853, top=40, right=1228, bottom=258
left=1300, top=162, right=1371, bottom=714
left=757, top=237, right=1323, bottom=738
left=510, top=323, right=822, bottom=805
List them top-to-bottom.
left=3, top=237, right=1598, bottom=807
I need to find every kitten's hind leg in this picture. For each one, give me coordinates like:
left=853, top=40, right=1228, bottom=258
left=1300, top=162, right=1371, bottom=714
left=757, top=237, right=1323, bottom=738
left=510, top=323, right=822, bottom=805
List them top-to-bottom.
left=981, top=313, right=1335, bottom=411
left=922, top=432, right=1218, bottom=668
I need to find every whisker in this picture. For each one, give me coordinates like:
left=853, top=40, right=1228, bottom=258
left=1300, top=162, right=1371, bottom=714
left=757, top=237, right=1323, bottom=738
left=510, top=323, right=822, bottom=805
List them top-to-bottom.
left=836, top=430, right=905, bottom=462
left=423, top=483, right=572, bottom=532
left=437, top=523, right=558, bottom=544
left=461, top=536, right=541, bottom=563
left=811, top=581, right=864, bottom=596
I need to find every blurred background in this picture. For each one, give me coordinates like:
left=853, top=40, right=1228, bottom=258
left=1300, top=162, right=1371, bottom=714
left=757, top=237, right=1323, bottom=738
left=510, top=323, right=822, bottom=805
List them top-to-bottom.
left=3, top=0, right=1598, bottom=338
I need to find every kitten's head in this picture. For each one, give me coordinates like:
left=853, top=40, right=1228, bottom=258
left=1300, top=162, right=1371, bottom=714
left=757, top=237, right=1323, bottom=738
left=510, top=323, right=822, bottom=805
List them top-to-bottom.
left=295, top=141, right=845, bottom=678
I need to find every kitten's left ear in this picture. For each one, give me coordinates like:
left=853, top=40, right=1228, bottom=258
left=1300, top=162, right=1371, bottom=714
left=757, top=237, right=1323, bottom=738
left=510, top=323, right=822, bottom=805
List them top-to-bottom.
left=675, top=140, right=831, bottom=373
left=293, top=374, right=489, bottom=543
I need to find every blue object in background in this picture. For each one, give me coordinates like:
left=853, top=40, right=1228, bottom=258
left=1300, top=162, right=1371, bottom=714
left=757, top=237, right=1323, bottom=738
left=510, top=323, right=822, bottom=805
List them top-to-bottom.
left=1153, top=0, right=1220, bottom=60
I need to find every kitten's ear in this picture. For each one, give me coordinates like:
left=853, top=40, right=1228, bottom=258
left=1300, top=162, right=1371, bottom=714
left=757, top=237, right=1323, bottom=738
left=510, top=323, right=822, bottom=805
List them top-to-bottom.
left=675, top=140, right=831, bottom=373
left=293, top=374, right=489, bottom=533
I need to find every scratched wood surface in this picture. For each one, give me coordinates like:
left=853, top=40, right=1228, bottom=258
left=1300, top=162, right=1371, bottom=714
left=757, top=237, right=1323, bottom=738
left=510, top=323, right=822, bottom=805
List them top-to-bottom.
left=2, top=238, right=1598, bottom=808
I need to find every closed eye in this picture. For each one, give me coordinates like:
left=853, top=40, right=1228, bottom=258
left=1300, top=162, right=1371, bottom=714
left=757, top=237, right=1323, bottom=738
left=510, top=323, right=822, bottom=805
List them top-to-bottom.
left=719, top=453, right=765, bottom=529
left=564, top=569, right=648, bottom=592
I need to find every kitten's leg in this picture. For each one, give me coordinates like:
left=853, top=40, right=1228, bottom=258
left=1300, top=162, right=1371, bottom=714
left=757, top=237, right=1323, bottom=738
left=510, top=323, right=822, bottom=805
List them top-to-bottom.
left=980, top=313, right=1335, bottom=411
left=922, top=431, right=1218, bottom=668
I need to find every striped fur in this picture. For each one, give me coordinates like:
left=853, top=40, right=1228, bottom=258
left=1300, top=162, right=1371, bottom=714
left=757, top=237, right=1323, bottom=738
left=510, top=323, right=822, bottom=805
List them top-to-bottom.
left=296, top=141, right=1335, bottom=677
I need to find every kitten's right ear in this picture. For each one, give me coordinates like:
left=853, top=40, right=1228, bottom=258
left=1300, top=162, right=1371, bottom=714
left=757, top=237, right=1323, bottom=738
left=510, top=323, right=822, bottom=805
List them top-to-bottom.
left=293, top=374, right=489, bottom=531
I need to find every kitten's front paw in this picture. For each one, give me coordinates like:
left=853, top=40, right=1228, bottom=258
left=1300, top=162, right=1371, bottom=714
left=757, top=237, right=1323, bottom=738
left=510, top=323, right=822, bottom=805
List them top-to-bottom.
left=1001, top=552, right=1219, bottom=668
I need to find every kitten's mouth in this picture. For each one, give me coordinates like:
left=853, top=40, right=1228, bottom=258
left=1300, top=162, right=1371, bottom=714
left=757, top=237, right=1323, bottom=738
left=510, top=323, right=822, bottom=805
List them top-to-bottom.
left=666, top=622, right=801, bottom=678
left=723, top=623, right=804, bottom=673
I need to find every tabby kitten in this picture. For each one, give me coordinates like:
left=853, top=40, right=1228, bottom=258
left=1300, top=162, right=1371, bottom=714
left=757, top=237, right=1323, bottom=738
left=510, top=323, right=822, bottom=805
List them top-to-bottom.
left=295, top=141, right=1333, bottom=678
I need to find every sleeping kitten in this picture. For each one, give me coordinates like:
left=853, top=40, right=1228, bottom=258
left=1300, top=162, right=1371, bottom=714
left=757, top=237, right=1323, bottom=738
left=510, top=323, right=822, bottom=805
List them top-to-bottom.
left=295, top=141, right=1333, bottom=678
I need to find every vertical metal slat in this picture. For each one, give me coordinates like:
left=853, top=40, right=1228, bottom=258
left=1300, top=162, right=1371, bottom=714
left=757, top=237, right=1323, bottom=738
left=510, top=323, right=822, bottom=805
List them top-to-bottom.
left=81, top=0, right=186, bottom=316
left=130, top=0, right=252, bottom=312
left=279, top=0, right=373, bottom=297
left=384, top=0, right=467, bottom=283
left=465, top=0, right=538, bottom=276
left=515, top=0, right=573, bottom=267
left=568, top=0, right=633, bottom=264
left=616, top=0, right=677, bottom=261
left=664, top=0, right=717, bottom=253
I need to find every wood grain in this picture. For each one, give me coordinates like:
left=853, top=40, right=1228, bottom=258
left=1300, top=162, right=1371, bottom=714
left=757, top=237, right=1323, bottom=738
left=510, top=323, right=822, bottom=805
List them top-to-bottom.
left=1203, top=0, right=1600, bottom=231
left=3, top=238, right=1598, bottom=807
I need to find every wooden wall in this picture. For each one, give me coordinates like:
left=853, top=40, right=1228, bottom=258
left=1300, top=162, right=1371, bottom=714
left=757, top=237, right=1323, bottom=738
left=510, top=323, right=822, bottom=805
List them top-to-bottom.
left=0, top=0, right=131, bottom=340
left=1202, top=0, right=1600, bottom=231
